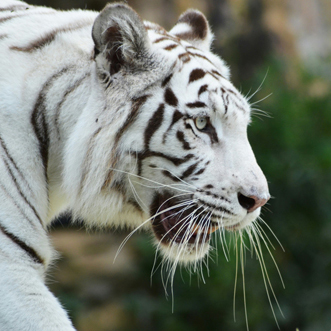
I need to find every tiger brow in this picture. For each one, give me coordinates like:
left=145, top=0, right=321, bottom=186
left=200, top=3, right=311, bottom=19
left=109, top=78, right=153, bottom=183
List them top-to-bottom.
left=186, top=101, right=207, bottom=109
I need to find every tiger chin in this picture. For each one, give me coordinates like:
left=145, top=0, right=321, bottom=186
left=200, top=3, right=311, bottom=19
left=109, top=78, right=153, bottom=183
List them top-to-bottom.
left=0, top=1, right=269, bottom=330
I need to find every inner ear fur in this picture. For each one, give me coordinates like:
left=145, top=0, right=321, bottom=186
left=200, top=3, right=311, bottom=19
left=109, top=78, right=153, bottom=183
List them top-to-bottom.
left=92, top=3, right=151, bottom=74
left=169, top=9, right=214, bottom=51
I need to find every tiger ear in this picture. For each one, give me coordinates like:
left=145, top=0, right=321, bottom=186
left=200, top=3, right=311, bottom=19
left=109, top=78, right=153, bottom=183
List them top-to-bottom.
left=92, top=3, right=151, bottom=75
left=169, top=9, right=213, bottom=51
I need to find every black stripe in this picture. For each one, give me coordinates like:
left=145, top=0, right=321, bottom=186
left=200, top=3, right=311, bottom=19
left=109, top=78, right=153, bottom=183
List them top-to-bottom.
left=11, top=20, right=92, bottom=52
left=153, top=35, right=179, bottom=44
left=154, top=37, right=171, bottom=43
left=164, top=44, right=178, bottom=51
left=188, top=52, right=214, bottom=65
left=31, top=67, right=71, bottom=180
left=188, top=69, right=205, bottom=83
left=211, top=70, right=224, bottom=78
left=54, top=73, right=90, bottom=138
left=161, top=74, right=173, bottom=87
left=198, top=84, right=208, bottom=96
left=164, top=88, right=178, bottom=107
left=221, top=88, right=229, bottom=114
left=224, top=89, right=247, bottom=112
left=228, top=89, right=240, bottom=97
left=101, top=95, right=149, bottom=189
left=115, top=95, right=150, bottom=146
left=116, top=96, right=150, bottom=142
left=186, top=101, right=207, bottom=108
left=233, top=101, right=246, bottom=113
left=144, top=104, right=164, bottom=149
left=162, top=109, right=183, bottom=143
left=170, top=110, right=183, bottom=127
left=206, top=122, right=219, bottom=144
left=176, top=131, right=191, bottom=150
left=0, top=135, right=32, bottom=192
left=137, top=152, right=194, bottom=176
left=2, top=158, right=43, bottom=226
left=181, top=161, right=199, bottom=179
left=194, top=167, right=205, bottom=176
left=162, top=170, right=181, bottom=182
left=0, top=182, right=38, bottom=229
left=203, top=191, right=230, bottom=203
left=198, top=199, right=234, bottom=215
left=0, top=224, right=43, bottom=264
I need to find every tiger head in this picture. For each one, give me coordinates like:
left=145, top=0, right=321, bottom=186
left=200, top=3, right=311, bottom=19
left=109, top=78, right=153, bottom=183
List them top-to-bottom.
left=65, top=4, right=270, bottom=264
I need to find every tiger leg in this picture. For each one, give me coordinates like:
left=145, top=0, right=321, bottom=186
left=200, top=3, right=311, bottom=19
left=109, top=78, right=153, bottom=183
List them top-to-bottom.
left=0, top=133, right=76, bottom=330
left=0, top=249, right=75, bottom=331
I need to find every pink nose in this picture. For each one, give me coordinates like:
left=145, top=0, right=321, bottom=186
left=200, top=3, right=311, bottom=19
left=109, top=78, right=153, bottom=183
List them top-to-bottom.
left=238, top=193, right=269, bottom=213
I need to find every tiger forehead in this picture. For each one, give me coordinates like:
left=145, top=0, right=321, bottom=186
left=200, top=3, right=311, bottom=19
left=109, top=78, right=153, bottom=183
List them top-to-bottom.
left=160, top=65, right=250, bottom=118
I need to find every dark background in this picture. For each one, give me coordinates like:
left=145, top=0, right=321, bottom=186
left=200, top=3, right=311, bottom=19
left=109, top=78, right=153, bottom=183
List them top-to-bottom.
left=28, top=0, right=331, bottom=330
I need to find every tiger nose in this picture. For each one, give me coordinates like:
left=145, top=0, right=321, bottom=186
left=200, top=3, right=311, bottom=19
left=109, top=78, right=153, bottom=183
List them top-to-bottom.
left=238, top=193, right=269, bottom=213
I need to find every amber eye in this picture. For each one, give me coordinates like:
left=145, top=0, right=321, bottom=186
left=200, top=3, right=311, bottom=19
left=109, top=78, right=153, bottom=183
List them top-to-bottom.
left=195, top=116, right=208, bottom=130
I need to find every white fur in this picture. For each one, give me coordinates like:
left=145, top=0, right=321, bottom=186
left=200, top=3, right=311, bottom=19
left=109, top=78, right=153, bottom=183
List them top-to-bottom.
left=0, top=1, right=269, bottom=330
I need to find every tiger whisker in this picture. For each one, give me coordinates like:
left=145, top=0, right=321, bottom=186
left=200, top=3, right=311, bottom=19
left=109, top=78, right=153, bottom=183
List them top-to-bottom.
left=246, top=68, right=269, bottom=102
left=250, top=93, right=273, bottom=107
left=251, top=107, right=272, bottom=119
left=151, top=166, right=198, bottom=190
left=108, top=167, right=192, bottom=193
left=128, top=177, right=148, bottom=212
left=131, top=180, right=192, bottom=193
left=215, top=214, right=230, bottom=262
left=258, top=217, right=285, bottom=252
left=254, top=219, right=276, bottom=250
left=253, top=222, right=285, bottom=290
left=247, top=227, right=282, bottom=328
left=239, top=231, right=250, bottom=331
left=233, top=233, right=239, bottom=323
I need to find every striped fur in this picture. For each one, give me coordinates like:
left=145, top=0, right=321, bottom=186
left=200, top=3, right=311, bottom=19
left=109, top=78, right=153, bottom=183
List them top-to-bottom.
left=0, top=1, right=269, bottom=330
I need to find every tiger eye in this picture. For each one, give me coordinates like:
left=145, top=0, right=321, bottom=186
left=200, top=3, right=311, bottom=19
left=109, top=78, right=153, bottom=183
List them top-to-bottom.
left=195, top=116, right=208, bottom=130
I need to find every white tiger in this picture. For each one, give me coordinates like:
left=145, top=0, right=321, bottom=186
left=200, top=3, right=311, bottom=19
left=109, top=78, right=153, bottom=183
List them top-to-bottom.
left=0, top=1, right=270, bottom=330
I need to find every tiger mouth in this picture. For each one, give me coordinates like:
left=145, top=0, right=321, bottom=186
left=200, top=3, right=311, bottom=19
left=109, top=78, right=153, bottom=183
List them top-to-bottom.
left=150, top=193, right=219, bottom=245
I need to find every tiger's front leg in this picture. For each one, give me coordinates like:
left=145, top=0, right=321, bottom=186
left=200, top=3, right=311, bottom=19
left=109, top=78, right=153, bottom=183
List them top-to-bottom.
left=0, top=173, right=76, bottom=330
left=0, top=253, right=76, bottom=331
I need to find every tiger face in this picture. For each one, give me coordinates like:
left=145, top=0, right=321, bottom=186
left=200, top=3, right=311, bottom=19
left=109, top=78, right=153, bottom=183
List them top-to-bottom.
left=67, top=4, right=269, bottom=264
left=127, top=54, right=269, bottom=262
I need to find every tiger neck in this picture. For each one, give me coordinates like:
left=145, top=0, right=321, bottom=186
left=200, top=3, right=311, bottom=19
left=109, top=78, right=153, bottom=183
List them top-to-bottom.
left=44, top=64, right=97, bottom=224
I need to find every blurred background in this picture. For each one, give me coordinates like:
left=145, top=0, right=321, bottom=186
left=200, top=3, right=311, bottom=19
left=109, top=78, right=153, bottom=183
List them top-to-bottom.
left=29, top=0, right=331, bottom=330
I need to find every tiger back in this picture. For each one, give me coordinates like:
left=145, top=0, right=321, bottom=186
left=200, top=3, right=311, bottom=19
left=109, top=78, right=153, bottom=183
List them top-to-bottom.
left=0, top=1, right=270, bottom=330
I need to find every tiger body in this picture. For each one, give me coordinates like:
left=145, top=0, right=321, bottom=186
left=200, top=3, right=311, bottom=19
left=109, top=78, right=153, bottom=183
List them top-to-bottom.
left=0, top=1, right=270, bottom=330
